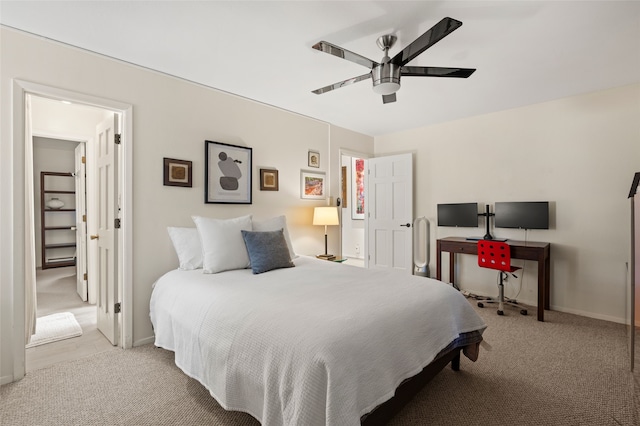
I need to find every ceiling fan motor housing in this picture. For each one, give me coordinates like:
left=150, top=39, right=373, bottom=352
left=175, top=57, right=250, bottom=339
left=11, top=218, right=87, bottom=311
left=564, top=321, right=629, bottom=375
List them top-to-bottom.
left=372, top=61, right=401, bottom=95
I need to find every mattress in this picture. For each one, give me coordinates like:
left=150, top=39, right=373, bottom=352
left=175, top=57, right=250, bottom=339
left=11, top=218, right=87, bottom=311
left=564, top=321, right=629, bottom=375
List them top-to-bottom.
left=150, top=255, right=486, bottom=426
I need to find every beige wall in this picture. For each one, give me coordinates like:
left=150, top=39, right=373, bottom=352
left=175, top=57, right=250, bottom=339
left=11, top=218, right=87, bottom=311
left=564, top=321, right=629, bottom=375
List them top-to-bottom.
left=3, top=24, right=636, bottom=384
left=0, top=27, right=373, bottom=383
left=375, top=83, right=640, bottom=322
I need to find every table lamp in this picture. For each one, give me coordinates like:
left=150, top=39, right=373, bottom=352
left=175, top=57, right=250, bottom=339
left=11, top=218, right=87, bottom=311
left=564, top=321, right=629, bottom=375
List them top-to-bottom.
left=313, top=206, right=340, bottom=259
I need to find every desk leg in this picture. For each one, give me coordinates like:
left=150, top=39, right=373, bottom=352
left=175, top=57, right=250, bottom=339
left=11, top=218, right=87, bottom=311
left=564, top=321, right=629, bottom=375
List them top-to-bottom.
left=436, top=242, right=442, bottom=281
left=545, top=251, right=551, bottom=310
left=449, top=253, right=456, bottom=288
left=537, top=256, right=545, bottom=322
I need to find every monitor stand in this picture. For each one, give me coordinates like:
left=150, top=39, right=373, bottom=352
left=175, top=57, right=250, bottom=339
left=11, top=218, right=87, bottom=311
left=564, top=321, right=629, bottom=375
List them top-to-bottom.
left=468, top=204, right=508, bottom=241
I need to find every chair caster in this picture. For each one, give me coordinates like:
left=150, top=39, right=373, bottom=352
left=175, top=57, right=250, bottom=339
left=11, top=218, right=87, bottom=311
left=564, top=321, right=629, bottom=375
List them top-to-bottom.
left=477, top=302, right=484, bottom=308
left=520, top=309, right=528, bottom=316
left=497, top=310, right=504, bottom=316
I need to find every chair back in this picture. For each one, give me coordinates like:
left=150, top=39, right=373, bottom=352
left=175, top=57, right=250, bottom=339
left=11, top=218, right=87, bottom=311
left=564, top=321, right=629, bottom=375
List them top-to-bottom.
left=477, top=240, right=514, bottom=272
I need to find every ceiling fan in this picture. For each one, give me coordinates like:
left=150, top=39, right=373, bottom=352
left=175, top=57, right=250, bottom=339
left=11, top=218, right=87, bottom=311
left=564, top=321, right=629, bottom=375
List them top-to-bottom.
left=311, top=17, right=476, bottom=104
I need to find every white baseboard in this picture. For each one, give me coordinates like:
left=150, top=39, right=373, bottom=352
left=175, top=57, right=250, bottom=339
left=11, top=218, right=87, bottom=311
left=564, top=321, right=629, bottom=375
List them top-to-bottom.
left=463, top=289, right=626, bottom=324
left=550, top=305, right=625, bottom=325
left=133, top=336, right=155, bottom=347
left=1, top=374, right=14, bottom=385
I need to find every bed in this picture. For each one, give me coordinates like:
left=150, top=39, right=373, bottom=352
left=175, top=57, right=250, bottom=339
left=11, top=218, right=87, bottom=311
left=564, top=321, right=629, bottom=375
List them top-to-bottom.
left=150, top=253, right=486, bottom=426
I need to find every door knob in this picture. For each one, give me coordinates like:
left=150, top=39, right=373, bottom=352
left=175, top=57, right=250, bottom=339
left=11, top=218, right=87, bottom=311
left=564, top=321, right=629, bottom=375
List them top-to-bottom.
left=400, top=223, right=411, bottom=228
left=90, top=235, right=99, bottom=240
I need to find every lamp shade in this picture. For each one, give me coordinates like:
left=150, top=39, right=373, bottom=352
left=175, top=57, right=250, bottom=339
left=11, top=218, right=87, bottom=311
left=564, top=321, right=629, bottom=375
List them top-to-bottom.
left=313, top=207, right=339, bottom=226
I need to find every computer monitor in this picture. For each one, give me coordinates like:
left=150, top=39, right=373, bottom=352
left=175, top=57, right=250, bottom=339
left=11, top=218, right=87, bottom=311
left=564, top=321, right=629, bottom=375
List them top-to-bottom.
left=494, top=201, right=549, bottom=230
left=437, top=203, right=479, bottom=227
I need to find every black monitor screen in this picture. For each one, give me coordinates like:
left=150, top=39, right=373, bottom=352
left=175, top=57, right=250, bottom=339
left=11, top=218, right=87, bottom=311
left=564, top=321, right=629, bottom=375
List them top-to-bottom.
left=495, top=201, right=549, bottom=229
left=437, top=203, right=479, bottom=227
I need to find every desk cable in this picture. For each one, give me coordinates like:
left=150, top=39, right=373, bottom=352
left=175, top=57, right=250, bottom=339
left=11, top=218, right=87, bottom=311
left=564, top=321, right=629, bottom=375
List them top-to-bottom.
left=508, top=229, right=528, bottom=301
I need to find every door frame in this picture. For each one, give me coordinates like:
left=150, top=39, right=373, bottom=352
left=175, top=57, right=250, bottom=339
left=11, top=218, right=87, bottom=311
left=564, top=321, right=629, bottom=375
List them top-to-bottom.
left=8, top=79, right=133, bottom=382
left=338, top=149, right=371, bottom=263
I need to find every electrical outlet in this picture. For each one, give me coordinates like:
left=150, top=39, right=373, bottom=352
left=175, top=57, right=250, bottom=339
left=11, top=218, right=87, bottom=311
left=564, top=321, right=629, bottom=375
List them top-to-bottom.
left=355, top=244, right=360, bottom=254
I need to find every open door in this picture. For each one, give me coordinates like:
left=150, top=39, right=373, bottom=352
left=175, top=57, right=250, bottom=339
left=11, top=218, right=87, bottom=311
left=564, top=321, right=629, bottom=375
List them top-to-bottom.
left=95, top=114, right=119, bottom=345
left=75, top=143, right=88, bottom=301
left=365, top=153, right=413, bottom=273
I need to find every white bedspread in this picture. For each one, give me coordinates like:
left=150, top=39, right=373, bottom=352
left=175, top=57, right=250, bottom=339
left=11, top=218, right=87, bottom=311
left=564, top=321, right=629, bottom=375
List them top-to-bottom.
left=150, top=256, right=486, bottom=426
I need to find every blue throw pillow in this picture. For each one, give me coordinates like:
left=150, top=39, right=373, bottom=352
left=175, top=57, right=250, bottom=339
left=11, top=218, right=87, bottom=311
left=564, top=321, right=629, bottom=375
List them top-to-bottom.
left=241, top=229, right=295, bottom=274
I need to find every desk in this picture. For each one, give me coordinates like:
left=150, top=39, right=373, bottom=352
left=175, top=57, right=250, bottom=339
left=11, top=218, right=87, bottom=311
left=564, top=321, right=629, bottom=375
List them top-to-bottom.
left=436, top=237, right=551, bottom=321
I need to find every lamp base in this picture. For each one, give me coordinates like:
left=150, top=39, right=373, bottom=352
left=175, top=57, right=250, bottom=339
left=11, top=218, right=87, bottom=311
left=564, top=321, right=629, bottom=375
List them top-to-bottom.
left=316, top=254, right=336, bottom=261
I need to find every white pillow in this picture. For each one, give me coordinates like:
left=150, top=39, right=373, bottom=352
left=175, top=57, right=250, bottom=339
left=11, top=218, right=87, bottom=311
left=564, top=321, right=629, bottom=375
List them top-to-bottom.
left=192, top=214, right=253, bottom=274
left=252, top=215, right=297, bottom=259
left=167, top=227, right=203, bottom=270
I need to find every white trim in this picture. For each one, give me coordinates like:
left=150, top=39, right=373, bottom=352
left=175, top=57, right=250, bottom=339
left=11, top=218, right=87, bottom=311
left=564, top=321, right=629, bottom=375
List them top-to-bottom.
left=9, top=79, right=133, bottom=382
left=31, top=130, right=89, bottom=143
left=338, top=149, right=372, bottom=160
left=550, top=305, right=625, bottom=324
left=134, top=336, right=156, bottom=347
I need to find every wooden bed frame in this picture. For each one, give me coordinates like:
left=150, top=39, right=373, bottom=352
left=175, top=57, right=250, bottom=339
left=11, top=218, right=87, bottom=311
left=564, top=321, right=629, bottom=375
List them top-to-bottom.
left=361, top=344, right=469, bottom=425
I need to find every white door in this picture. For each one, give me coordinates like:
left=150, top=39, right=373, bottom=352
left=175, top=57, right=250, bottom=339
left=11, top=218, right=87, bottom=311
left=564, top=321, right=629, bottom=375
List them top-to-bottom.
left=95, top=114, right=119, bottom=345
left=74, top=143, right=88, bottom=301
left=365, top=153, right=413, bottom=273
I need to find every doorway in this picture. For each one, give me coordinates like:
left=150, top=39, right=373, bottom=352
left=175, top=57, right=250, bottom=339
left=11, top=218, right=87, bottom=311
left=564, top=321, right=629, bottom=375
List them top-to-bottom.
left=9, top=80, right=134, bottom=383
left=27, top=132, right=111, bottom=371
left=340, top=151, right=369, bottom=267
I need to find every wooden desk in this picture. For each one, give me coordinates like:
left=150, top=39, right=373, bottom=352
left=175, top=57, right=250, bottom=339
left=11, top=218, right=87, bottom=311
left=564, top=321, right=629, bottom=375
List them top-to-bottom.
left=436, top=237, right=551, bottom=321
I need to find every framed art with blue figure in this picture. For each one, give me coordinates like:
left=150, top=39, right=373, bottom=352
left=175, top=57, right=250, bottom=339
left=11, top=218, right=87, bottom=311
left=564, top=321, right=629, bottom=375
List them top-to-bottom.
left=205, top=140, right=252, bottom=204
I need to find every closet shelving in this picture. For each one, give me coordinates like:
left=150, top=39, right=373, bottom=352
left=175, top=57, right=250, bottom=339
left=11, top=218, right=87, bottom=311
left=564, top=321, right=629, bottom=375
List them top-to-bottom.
left=40, top=171, right=76, bottom=269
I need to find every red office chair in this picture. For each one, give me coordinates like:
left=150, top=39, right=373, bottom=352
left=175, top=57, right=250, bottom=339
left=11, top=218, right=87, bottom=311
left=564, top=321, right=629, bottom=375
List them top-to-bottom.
left=476, top=240, right=528, bottom=316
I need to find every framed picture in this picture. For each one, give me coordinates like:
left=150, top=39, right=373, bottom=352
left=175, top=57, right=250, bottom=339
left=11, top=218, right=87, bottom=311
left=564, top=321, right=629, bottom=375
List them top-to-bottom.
left=205, top=140, right=252, bottom=204
left=308, top=150, right=320, bottom=168
left=351, top=157, right=365, bottom=219
left=163, top=158, right=192, bottom=188
left=260, top=168, right=279, bottom=191
left=300, top=170, right=326, bottom=200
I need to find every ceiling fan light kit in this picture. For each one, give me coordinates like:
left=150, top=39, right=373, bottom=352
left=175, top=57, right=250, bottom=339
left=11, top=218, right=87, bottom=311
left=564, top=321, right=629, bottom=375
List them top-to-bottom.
left=311, top=17, right=476, bottom=104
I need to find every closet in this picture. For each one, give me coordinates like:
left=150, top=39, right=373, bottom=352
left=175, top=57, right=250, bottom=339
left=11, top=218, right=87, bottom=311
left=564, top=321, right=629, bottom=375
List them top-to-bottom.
left=40, top=171, right=76, bottom=269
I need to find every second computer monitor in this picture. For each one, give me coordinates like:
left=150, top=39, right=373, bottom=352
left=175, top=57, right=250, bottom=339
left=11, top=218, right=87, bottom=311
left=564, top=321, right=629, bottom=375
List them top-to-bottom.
left=494, top=201, right=549, bottom=230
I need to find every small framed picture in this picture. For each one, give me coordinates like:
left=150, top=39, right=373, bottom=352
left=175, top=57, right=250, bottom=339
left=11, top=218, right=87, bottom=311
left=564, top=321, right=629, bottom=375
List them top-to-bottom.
left=205, top=140, right=252, bottom=204
left=308, top=150, right=320, bottom=168
left=163, top=158, right=192, bottom=188
left=260, top=168, right=279, bottom=191
left=300, top=170, right=326, bottom=200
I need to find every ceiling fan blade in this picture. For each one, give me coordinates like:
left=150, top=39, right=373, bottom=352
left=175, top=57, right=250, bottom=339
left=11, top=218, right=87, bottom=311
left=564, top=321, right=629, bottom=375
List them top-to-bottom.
left=391, top=17, right=463, bottom=67
left=312, top=41, right=379, bottom=69
left=401, top=66, right=476, bottom=78
left=312, top=73, right=372, bottom=95
left=382, top=93, right=397, bottom=104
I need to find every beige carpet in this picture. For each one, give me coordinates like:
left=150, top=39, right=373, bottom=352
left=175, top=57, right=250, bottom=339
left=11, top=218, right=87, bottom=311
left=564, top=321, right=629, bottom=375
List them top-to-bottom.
left=1, top=303, right=638, bottom=426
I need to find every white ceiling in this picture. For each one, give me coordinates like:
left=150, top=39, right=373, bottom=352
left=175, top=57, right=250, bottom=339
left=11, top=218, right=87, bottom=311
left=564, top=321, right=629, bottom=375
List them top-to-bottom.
left=2, top=1, right=639, bottom=137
